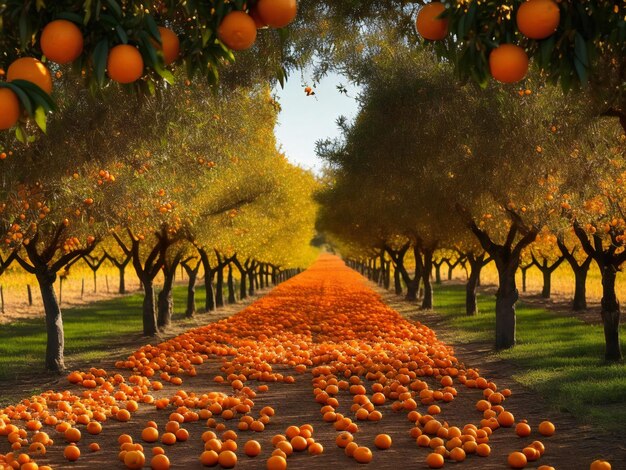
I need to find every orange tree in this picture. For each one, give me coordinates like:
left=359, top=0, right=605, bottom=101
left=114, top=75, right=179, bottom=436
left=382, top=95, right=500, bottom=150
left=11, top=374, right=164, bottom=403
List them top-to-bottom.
left=0, top=0, right=297, bottom=134
left=412, top=2, right=626, bottom=132
left=555, top=118, right=626, bottom=360
left=529, top=228, right=565, bottom=299
left=556, top=228, right=593, bottom=311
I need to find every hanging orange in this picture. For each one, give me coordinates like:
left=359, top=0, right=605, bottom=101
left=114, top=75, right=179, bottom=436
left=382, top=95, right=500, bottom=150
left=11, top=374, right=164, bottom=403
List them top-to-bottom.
left=256, top=0, right=297, bottom=28
left=516, top=0, right=560, bottom=39
left=415, top=2, right=448, bottom=41
left=218, top=11, right=257, bottom=51
left=40, top=20, right=84, bottom=64
left=157, top=27, right=180, bottom=65
left=489, top=44, right=529, bottom=83
left=107, top=45, right=144, bottom=84
left=7, top=58, right=53, bottom=94
left=0, top=88, right=20, bottom=130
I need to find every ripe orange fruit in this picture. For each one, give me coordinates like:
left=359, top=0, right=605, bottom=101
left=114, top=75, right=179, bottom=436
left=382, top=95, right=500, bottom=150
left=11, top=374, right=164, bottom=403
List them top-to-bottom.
left=256, top=0, right=297, bottom=28
left=516, top=0, right=560, bottom=39
left=415, top=2, right=448, bottom=40
left=217, top=11, right=257, bottom=51
left=40, top=20, right=84, bottom=64
left=157, top=27, right=180, bottom=65
left=489, top=44, right=529, bottom=84
left=107, top=45, right=144, bottom=84
left=7, top=57, right=53, bottom=94
left=0, top=88, right=21, bottom=130
left=497, top=411, right=515, bottom=427
left=538, top=420, right=555, bottom=436
left=86, top=421, right=102, bottom=435
left=515, top=422, right=531, bottom=437
left=64, top=427, right=81, bottom=442
left=142, top=427, right=159, bottom=442
left=161, top=432, right=176, bottom=445
left=374, top=433, right=392, bottom=449
left=291, top=435, right=308, bottom=451
left=244, top=439, right=261, bottom=457
left=308, top=442, right=324, bottom=455
left=89, top=443, right=100, bottom=452
left=476, top=443, right=491, bottom=457
left=64, top=444, right=80, bottom=461
left=353, top=446, right=373, bottom=463
left=522, top=446, right=540, bottom=462
left=450, top=447, right=466, bottom=462
left=124, top=450, right=146, bottom=470
left=200, top=450, right=219, bottom=466
left=217, top=450, right=237, bottom=468
left=508, top=451, right=528, bottom=468
left=425, top=452, right=445, bottom=468
left=151, top=453, right=170, bottom=470
left=266, top=455, right=287, bottom=470
left=590, top=460, right=612, bottom=470
left=537, top=467, right=555, bottom=470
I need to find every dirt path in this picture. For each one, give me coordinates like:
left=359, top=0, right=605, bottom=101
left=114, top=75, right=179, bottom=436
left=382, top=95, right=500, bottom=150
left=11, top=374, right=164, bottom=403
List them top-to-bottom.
left=1, top=257, right=624, bottom=469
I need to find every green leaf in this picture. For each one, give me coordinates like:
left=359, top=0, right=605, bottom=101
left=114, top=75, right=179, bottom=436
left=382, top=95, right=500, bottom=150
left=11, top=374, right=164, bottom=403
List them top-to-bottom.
left=84, top=0, right=93, bottom=24
left=104, top=0, right=123, bottom=19
left=18, top=10, right=29, bottom=49
left=56, top=12, right=84, bottom=24
left=145, top=15, right=160, bottom=42
left=115, top=25, right=128, bottom=44
left=574, top=33, right=589, bottom=67
left=539, top=35, right=556, bottom=68
left=93, top=39, right=109, bottom=85
left=574, top=57, right=588, bottom=86
left=154, top=64, right=175, bottom=85
left=0, top=82, right=34, bottom=115
left=34, top=107, right=47, bottom=133
left=15, top=125, right=27, bottom=144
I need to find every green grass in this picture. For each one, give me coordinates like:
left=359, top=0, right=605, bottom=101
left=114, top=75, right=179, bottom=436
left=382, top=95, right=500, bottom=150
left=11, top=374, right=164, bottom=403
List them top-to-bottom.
left=0, top=283, right=217, bottom=383
left=433, top=284, right=626, bottom=433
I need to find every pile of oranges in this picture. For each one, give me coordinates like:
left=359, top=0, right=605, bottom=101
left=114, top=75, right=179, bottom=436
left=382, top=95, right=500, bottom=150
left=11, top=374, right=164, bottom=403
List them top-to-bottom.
left=0, top=255, right=613, bottom=469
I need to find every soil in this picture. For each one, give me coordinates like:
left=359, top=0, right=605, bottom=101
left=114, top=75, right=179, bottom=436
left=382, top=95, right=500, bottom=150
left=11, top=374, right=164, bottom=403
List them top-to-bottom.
left=1, top=274, right=624, bottom=469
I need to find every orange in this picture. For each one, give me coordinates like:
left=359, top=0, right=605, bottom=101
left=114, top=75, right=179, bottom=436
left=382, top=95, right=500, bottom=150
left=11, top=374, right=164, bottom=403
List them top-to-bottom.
left=256, top=0, right=297, bottom=28
left=516, top=0, right=560, bottom=39
left=415, top=2, right=448, bottom=40
left=217, top=11, right=257, bottom=51
left=40, top=20, right=84, bottom=64
left=157, top=27, right=180, bottom=65
left=489, top=44, right=529, bottom=84
left=107, top=45, right=144, bottom=84
left=7, top=57, right=53, bottom=94
left=0, top=87, right=21, bottom=130
left=116, top=409, right=131, bottom=421
left=497, top=411, right=515, bottom=427
left=538, top=420, right=555, bottom=436
left=86, top=421, right=102, bottom=435
left=515, top=422, right=531, bottom=437
left=64, top=427, right=81, bottom=442
left=142, top=427, right=159, bottom=442
left=336, top=431, right=354, bottom=448
left=161, top=432, right=176, bottom=445
left=374, top=434, right=392, bottom=450
left=291, top=435, right=308, bottom=451
left=244, top=439, right=261, bottom=457
left=308, top=442, right=324, bottom=455
left=89, top=443, right=100, bottom=452
left=476, top=443, right=491, bottom=457
left=64, top=444, right=80, bottom=461
left=353, top=446, right=373, bottom=463
left=522, top=446, right=540, bottom=462
left=450, top=447, right=466, bottom=462
left=124, top=450, right=146, bottom=470
left=199, top=450, right=219, bottom=466
left=217, top=450, right=237, bottom=468
left=508, top=451, right=528, bottom=469
left=425, top=452, right=444, bottom=468
left=151, top=454, right=170, bottom=470
left=266, top=455, right=287, bottom=470
left=590, top=460, right=612, bottom=470
left=537, top=467, right=555, bottom=470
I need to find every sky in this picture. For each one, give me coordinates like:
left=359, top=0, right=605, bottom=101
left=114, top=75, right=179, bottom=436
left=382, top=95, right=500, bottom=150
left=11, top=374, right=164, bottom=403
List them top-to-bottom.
left=273, top=72, right=361, bottom=173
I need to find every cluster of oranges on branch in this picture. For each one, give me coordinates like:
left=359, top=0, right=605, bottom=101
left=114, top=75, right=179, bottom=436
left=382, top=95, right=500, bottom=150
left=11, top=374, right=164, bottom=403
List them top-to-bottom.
left=416, top=0, right=561, bottom=84
left=0, top=255, right=614, bottom=469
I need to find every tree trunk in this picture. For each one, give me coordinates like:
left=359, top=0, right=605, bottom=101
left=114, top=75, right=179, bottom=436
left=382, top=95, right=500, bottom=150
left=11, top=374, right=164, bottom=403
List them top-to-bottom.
left=421, top=249, right=434, bottom=310
left=384, top=261, right=391, bottom=290
left=157, top=264, right=177, bottom=329
left=227, top=264, right=236, bottom=304
left=434, top=264, right=442, bottom=284
left=259, top=265, right=265, bottom=289
left=447, top=265, right=454, bottom=281
left=600, top=265, right=623, bottom=361
left=118, top=266, right=126, bottom=294
left=495, top=266, right=518, bottom=349
left=572, top=266, right=588, bottom=311
left=215, top=267, right=224, bottom=308
left=394, top=267, right=402, bottom=295
left=521, top=267, right=528, bottom=293
left=466, top=269, right=479, bottom=316
left=541, top=269, right=551, bottom=299
left=93, top=270, right=97, bottom=293
left=186, top=270, right=197, bottom=318
left=248, top=270, right=255, bottom=296
left=37, top=271, right=65, bottom=372
left=204, top=271, right=215, bottom=312
left=239, top=271, right=247, bottom=300
left=405, top=279, right=419, bottom=301
left=142, top=280, right=158, bottom=336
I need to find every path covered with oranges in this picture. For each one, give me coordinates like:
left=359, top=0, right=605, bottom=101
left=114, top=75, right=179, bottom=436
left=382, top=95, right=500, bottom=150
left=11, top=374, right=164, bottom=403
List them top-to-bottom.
left=0, top=255, right=621, bottom=470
